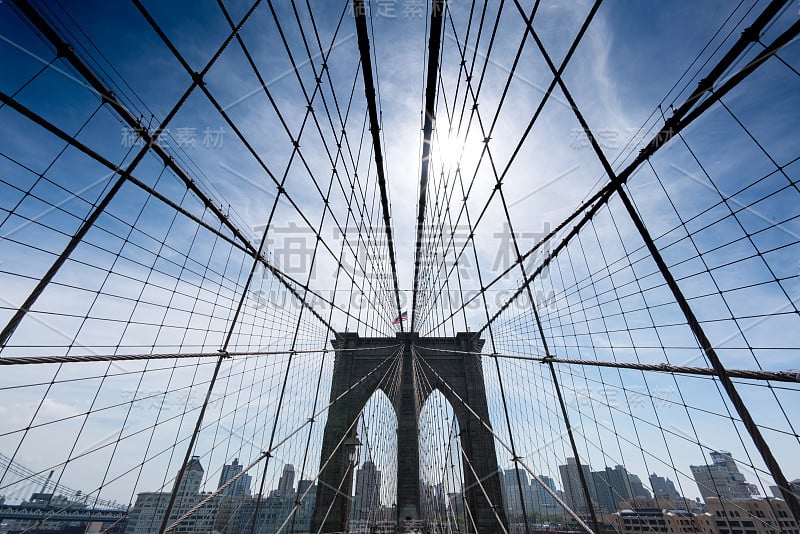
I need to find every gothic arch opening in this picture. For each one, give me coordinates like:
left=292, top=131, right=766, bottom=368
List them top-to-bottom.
left=352, top=389, right=398, bottom=531
left=418, top=389, right=469, bottom=532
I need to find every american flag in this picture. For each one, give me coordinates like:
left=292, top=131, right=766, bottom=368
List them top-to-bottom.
left=392, top=311, right=408, bottom=324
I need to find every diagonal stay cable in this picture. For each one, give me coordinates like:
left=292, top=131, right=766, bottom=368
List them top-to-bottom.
left=2, top=0, right=336, bottom=342
left=133, top=0, right=395, bottom=333
left=220, top=0, right=398, bottom=331
left=352, top=0, right=404, bottom=329
left=410, top=0, right=445, bottom=332
left=418, top=0, right=602, bottom=332
left=423, top=0, right=792, bottom=336
left=512, top=0, right=800, bottom=519
left=479, top=3, right=800, bottom=336
left=0, top=89, right=347, bottom=338
left=162, top=344, right=403, bottom=532
left=301, top=344, right=405, bottom=534
left=164, top=349, right=402, bottom=532
left=414, top=352, right=595, bottom=534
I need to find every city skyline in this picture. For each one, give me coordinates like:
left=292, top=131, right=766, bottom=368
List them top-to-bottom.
left=4, top=445, right=797, bottom=511
left=3, top=449, right=799, bottom=534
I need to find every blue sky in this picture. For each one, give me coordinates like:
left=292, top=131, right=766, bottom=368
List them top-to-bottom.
left=1, top=0, right=799, bottom=520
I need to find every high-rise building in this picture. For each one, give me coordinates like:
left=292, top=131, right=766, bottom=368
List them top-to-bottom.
left=690, top=450, right=758, bottom=501
left=180, top=455, right=205, bottom=497
left=126, top=456, right=220, bottom=534
left=559, top=457, right=595, bottom=513
left=218, top=458, right=252, bottom=496
left=354, top=460, right=382, bottom=520
left=277, top=464, right=296, bottom=496
left=592, top=465, right=633, bottom=512
left=502, top=467, right=529, bottom=517
left=500, top=468, right=561, bottom=517
left=649, top=472, right=681, bottom=500
left=628, top=473, right=652, bottom=499
left=533, top=474, right=558, bottom=513
left=297, top=479, right=315, bottom=498
left=770, top=479, right=800, bottom=500
left=294, top=480, right=317, bottom=531
left=421, top=482, right=446, bottom=518
left=448, top=492, right=465, bottom=516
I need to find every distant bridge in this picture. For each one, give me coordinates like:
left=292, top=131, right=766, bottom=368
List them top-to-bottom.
left=0, top=505, right=127, bottom=523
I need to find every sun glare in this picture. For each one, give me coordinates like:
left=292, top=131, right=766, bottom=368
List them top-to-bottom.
left=434, top=128, right=466, bottom=171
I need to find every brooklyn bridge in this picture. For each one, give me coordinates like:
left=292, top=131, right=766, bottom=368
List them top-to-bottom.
left=0, top=1, right=798, bottom=533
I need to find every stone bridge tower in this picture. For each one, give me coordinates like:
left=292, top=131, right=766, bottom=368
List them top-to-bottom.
left=311, top=331, right=507, bottom=533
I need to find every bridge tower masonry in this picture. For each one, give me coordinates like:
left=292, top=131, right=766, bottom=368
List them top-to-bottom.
left=311, top=331, right=508, bottom=533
